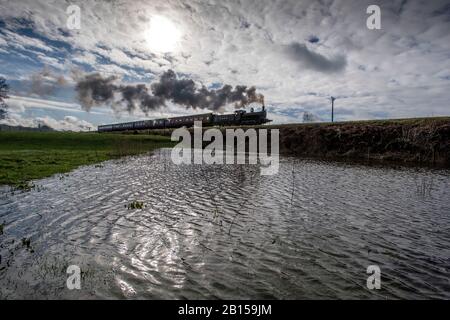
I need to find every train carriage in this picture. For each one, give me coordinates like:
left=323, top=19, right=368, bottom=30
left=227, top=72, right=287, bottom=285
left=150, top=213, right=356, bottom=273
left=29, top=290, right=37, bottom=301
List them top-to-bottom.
left=97, top=107, right=271, bottom=133
left=167, top=113, right=213, bottom=128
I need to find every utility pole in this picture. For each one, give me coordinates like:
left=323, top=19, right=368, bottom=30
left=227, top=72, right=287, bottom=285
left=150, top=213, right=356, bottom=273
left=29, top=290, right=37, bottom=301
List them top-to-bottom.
left=331, top=96, right=336, bottom=122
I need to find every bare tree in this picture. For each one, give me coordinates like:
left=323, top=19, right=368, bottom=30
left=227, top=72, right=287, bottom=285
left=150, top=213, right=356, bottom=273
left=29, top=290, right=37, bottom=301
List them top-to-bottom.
left=0, top=76, right=9, bottom=119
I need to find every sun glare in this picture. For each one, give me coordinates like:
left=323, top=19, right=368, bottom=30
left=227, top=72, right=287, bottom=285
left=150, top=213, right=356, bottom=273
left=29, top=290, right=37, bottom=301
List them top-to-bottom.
left=147, top=16, right=181, bottom=53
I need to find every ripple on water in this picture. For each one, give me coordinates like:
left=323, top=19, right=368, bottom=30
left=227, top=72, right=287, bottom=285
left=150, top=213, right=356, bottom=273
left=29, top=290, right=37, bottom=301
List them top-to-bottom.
left=0, top=149, right=449, bottom=299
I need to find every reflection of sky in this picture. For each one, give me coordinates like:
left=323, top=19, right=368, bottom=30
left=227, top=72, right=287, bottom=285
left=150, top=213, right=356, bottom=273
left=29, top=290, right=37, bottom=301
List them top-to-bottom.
left=1, top=148, right=449, bottom=298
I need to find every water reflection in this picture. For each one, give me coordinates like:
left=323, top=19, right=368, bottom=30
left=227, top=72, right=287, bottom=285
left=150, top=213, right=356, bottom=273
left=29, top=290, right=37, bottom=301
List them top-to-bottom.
left=0, top=149, right=449, bottom=299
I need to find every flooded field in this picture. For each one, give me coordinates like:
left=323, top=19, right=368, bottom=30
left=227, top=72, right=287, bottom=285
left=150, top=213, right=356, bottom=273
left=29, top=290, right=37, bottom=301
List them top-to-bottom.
left=0, top=148, right=449, bottom=299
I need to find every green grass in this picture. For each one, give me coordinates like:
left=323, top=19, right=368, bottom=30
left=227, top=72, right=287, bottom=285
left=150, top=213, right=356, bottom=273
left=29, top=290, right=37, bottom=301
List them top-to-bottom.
left=259, top=116, right=450, bottom=129
left=0, top=131, right=175, bottom=186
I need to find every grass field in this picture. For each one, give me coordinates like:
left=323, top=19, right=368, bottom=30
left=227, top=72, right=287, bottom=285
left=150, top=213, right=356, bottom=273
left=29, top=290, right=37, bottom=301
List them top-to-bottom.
left=260, top=116, right=450, bottom=129
left=0, top=131, right=175, bottom=186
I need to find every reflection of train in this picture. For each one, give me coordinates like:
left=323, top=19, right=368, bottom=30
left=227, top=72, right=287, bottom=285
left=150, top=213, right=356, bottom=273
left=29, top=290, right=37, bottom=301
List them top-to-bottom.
left=98, top=106, right=271, bottom=132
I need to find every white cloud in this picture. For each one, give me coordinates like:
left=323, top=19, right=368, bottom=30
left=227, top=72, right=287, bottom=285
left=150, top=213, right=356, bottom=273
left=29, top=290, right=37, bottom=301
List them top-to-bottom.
left=0, top=0, right=449, bottom=123
left=1, top=29, right=54, bottom=52
left=7, top=95, right=105, bottom=115
left=4, top=98, right=26, bottom=113
left=0, top=113, right=94, bottom=131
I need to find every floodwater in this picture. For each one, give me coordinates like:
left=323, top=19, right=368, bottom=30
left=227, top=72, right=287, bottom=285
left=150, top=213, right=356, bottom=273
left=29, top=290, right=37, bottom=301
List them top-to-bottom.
left=0, top=148, right=449, bottom=299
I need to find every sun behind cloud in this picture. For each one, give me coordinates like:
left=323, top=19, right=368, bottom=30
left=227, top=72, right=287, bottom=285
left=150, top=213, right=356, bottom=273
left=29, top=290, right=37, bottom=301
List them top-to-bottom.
left=146, top=15, right=181, bottom=53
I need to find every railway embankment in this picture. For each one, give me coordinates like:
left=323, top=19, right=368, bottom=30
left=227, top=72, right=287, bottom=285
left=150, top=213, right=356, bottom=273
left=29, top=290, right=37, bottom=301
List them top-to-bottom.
left=143, top=117, right=450, bottom=166
left=273, top=117, right=450, bottom=166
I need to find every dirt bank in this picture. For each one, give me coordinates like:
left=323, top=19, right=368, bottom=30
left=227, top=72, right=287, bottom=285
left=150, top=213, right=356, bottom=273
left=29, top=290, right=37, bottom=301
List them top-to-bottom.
left=276, top=117, right=450, bottom=165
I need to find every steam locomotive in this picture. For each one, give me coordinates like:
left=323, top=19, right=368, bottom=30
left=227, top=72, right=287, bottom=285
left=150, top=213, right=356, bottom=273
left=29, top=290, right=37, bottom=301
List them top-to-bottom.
left=98, top=106, right=271, bottom=132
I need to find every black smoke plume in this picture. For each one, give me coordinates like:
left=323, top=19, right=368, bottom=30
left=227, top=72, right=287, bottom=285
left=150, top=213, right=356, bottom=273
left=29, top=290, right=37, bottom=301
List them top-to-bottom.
left=75, top=69, right=264, bottom=114
left=76, top=74, right=118, bottom=110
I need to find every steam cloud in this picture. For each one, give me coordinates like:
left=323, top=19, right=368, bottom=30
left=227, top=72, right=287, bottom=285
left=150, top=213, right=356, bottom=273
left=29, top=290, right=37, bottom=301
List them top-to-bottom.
left=30, top=68, right=68, bottom=96
left=75, top=70, right=264, bottom=114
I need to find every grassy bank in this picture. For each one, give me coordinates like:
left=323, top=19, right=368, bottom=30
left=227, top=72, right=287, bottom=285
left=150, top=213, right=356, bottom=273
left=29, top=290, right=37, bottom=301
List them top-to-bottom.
left=137, top=116, right=450, bottom=166
left=276, top=117, right=450, bottom=165
left=0, top=131, right=175, bottom=186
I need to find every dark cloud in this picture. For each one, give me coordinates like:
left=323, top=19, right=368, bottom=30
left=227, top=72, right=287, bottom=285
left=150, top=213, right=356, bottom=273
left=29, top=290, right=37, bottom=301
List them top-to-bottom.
left=396, top=0, right=409, bottom=15
left=432, top=2, right=450, bottom=20
left=308, top=35, right=320, bottom=44
left=285, top=42, right=347, bottom=73
left=75, top=69, right=264, bottom=114
left=75, top=73, right=118, bottom=111
left=120, top=84, right=153, bottom=113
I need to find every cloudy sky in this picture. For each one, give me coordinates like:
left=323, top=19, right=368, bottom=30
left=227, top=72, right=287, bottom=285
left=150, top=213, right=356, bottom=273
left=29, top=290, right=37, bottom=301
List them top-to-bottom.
left=0, top=0, right=449, bottom=130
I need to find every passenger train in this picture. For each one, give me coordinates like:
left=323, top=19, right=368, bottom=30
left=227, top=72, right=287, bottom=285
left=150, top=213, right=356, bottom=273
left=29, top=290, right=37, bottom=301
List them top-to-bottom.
left=98, top=106, right=271, bottom=133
